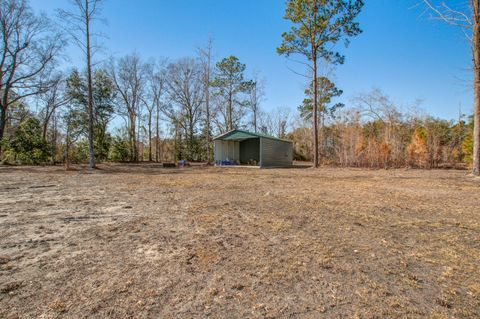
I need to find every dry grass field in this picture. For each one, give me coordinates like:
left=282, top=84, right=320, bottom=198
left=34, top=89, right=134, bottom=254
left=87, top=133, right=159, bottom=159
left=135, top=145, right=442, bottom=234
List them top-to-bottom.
left=0, top=164, right=479, bottom=318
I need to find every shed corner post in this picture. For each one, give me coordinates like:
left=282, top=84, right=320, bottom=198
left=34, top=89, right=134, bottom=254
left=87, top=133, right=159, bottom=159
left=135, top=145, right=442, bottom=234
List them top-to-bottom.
left=259, top=137, right=263, bottom=168
left=213, top=140, right=217, bottom=164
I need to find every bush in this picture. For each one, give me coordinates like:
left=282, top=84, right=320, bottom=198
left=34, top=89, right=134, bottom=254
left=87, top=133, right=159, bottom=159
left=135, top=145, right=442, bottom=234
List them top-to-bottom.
left=2, top=117, right=50, bottom=164
left=462, top=118, right=474, bottom=164
left=73, top=132, right=113, bottom=163
left=108, top=137, right=131, bottom=162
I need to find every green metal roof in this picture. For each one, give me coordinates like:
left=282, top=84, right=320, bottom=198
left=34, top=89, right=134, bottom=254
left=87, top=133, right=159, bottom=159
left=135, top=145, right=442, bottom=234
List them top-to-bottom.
left=213, top=129, right=292, bottom=143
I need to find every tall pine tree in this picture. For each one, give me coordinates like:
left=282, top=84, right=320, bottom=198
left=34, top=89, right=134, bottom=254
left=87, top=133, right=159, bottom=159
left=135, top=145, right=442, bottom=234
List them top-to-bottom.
left=277, top=0, right=363, bottom=167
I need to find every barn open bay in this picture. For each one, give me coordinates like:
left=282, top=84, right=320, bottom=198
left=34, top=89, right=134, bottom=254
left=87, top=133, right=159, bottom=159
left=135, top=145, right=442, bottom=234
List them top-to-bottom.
left=1, top=164, right=479, bottom=318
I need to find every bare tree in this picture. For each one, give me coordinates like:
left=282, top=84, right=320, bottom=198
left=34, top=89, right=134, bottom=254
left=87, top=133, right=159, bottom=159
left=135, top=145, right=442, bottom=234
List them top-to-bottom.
left=0, top=0, right=63, bottom=153
left=58, top=0, right=105, bottom=169
left=422, top=0, right=480, bottom=175
left=198, top=38, right=214, bottom=163
left=109, top=53, right=147, bottom=162
left=164, top=58, right=204, bottom=161
left=141, top=61, right=167, bottom=162
left=150, top=62, right=167, bottom=162
left=153, top=63, right=167, bottom=162
left=141, top=66, right=154, bottom=162
left=247, top=71, right=266, bottom=133
left=37, top=73, right=69, bottom=164
left=37, top=74, right=70, bottom=141
left=355, top=88, right=402, bottom=124
left=354, top=89, right=405, bottom=167
left=137, top=93, right=144, bottom=161
left=260, top=107, right=291, bottom=138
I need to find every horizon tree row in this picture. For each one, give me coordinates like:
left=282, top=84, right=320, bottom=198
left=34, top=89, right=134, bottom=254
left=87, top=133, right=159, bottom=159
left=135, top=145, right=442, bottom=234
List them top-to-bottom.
left=1, top=0, right=479, bottom=173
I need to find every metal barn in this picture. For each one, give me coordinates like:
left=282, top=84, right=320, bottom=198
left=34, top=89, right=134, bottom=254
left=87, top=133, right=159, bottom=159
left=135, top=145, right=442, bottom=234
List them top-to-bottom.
left=213, top=130, right=293, bottom=168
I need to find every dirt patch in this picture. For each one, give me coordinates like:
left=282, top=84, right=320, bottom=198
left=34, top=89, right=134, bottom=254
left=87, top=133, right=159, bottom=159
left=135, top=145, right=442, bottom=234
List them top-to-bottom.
left=0, top=164, right=479, bottom=318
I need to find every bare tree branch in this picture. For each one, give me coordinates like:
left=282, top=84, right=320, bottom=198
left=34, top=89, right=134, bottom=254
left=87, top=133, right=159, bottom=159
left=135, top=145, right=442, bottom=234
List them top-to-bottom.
left=0, top=0, right=64, bottom=144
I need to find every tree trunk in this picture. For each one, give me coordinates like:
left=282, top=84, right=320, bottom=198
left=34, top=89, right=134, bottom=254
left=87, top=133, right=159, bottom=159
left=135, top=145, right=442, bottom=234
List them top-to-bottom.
left=85, top=0, right=95, bottom=169
left=473, top=5, right=480, bottom=175
left=205, top=49, right=211, bottom=163
left=312, top=55, right=319, bottom=168
left=473, top=77, right=480, bottom=175
left=252, top=82, right=257, bottom=133
left=228, top=88, right=233, bottom=131
left=0, top=97, right=8, bottom=156
left=206, top=98, right=211, bottom=163
left=0, top=104, right=6, bottom=149
left=42, top=105, right=50, bottom=141
left=156, top=106, right=160, bottom=162
left=51, top=111, right=57, bottom=165
left=137, top=111, right=141, bottom=161
left=148, top=111, right=152, bottom=162
left=319, top=111, right=324, bottom=160
left=131, top=115, right=137, bottom=162
left=65, top=117, right=71, bottom=170
left=189, top=119, right=194, bottom=161
left=42, top=121, right=48, bottom=141
left=174, top=121, right=179, bottom=161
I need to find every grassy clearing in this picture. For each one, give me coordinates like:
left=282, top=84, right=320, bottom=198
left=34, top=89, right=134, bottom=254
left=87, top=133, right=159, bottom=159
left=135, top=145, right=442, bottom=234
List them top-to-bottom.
left=0, top=164, right=479, bottom=318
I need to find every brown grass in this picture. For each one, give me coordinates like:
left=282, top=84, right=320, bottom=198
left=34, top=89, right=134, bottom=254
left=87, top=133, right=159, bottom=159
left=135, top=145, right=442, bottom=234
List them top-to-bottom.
left=0, top=163, right=479, bottom=318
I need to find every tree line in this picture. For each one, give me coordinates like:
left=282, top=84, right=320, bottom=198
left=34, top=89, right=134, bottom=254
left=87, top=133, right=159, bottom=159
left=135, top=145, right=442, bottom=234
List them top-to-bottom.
left=0, top=0, right=273, bottom=166
left=1, top=0, right=479, bottom=174
left=291, top=88, right=473, bottom=169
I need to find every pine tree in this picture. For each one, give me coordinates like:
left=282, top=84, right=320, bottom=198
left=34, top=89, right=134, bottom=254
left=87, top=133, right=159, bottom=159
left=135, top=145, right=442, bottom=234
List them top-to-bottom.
left=277, top=0, right=363, bottom=167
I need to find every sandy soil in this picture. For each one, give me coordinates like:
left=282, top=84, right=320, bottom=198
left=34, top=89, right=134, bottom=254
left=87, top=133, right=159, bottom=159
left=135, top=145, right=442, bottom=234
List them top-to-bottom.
left=0, top=164, right=479, bottom=318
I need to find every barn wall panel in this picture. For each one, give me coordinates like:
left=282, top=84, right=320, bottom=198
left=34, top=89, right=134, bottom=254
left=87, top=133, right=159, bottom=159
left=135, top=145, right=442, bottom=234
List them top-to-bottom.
left=260, top=138, right=293, bottom=167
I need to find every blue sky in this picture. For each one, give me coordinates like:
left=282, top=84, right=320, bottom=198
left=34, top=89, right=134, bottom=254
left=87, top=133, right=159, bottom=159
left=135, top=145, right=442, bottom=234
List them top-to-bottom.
left=31, top=0, right=472, bottom=121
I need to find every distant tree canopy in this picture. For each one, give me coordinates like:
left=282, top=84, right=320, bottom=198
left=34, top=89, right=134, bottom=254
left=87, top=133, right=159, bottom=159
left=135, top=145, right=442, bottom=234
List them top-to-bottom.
left=0, top=0, right=476, bottom=171
left=290, top=89, right=472, bottom=169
